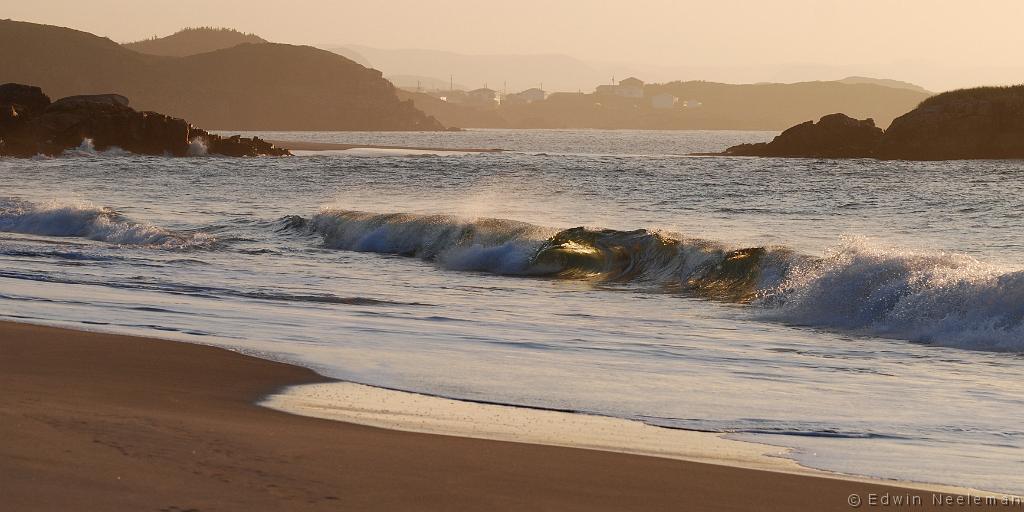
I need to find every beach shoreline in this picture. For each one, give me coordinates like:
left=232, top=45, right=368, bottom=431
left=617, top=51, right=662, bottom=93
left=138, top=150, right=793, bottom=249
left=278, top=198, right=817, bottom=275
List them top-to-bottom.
left=0, top=319, right=1001, bottom=511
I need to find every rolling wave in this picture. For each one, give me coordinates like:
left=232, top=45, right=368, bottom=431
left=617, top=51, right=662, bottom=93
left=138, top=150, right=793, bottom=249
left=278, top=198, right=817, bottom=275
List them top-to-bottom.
left=0, top=199, right=215, bottom=249
left=4, top=199, right=1021, bottom=351
left=297, top=209, right=1024, bottom=351
left=307, top=209, right=554, bottom=274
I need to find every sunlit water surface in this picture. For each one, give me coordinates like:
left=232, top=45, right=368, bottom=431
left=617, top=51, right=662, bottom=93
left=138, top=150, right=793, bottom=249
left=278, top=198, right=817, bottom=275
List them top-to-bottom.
left=2, top=129, right=1024, bottom=494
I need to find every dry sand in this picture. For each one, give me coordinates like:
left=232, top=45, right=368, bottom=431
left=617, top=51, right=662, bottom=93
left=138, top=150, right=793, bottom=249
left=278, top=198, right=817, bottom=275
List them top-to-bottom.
left=0, top=321, right=997, bottom=511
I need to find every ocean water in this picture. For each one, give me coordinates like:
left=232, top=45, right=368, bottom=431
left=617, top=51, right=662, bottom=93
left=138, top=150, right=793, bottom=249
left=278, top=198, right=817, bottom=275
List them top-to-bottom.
left=2, top=129, right=1024, bottom=494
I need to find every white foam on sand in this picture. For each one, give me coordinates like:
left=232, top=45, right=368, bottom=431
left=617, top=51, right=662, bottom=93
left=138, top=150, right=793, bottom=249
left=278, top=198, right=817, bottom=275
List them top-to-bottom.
left=261, top=381, right=809, bottom=474
left=262, top=382, right=1002, bottom=496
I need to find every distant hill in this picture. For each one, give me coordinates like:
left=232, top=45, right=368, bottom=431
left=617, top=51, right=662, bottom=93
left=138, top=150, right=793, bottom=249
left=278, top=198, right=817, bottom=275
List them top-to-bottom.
left=0, top=20, right=442, bottom=130
left=124, top=27, right=267, bottom=57
left=325, top=45, right=603, bottom=93
left=323, top=46, right=373, bottom=68
left=390, top=75, right=467, bottom=92
left=837, top=76, right=930, bottom=94
left=409, top=80, right=931, bottom=130
left=650, top=80, right=930, bottom=129
left=396, top=90, right=507, bottom=128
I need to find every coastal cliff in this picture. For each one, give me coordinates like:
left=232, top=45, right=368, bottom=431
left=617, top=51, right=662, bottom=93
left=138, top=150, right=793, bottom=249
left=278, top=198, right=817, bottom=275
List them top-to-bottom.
left=0, top=20, right=443, bottom=131
left=0, top=83, right=289, bottom=157
left=719, top=86, right=1024, bottom=160
left=875, top=86, right=1024, bottom=160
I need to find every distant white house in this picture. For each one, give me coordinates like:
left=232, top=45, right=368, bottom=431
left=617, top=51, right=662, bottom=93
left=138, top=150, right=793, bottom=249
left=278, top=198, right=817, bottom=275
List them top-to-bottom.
left=615, top=77, right=645, bottom=98
left=431, top=90, right=468, bottom=104
left=650, top=93, right=677, bottom=109
left=682, top=99, right=703, bottom=108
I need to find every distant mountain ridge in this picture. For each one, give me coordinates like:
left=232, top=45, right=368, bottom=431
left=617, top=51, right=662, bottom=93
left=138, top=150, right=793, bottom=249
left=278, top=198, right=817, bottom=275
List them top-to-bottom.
left=1, top=20, right=442, bottom=130
left=124, top=27, right=267, bottom=57
left=322, top=44, right=931, bottom=96
left=325, top=45, right=604, bottom=93
left=837, top=76, right=931, bottom=94
left=402, top=79, right=931, bottom=130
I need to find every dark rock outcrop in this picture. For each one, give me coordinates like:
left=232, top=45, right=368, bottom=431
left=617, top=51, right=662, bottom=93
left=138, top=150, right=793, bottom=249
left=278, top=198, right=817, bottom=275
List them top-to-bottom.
left=0, top=84, right=52, bottom=155
left=1, top=84, right=289, bottom=157
left=717, top=86, right=1024, bottom=161
left=874, top=86, right=1024, bottom=160
left=723, top=113, right=883, bottom=158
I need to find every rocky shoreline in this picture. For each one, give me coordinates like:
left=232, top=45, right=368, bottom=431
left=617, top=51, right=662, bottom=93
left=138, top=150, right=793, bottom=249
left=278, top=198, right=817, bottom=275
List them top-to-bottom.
left=1, top=83, right=289, bottom=157
left=716, top=85, right=1024, bottom=160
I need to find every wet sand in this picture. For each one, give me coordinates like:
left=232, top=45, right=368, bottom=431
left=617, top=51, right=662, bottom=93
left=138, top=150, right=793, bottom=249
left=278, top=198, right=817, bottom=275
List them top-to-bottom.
left=0, top=321, right=993, bottom=511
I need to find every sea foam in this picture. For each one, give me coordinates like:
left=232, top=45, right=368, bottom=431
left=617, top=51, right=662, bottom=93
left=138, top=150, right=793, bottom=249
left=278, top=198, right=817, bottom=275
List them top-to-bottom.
left=0, top=198, right=214, bottom=249
left=758, top=237, right=1024, bottom=351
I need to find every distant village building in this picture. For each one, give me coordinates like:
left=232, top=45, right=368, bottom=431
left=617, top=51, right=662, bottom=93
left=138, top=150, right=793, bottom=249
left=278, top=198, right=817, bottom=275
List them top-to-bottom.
left=615, top=77, right=645, bottom=98
left=595, top=84, right=618, bottom=96
left=466, top=87, right=500, bottom=107
left=502, top=87, right=546, bottom=105
left=431, top=90, right=468, bottom=104
left=650, top=93, right=677, bottom=109
left=681, top=99, right=703, bottom=108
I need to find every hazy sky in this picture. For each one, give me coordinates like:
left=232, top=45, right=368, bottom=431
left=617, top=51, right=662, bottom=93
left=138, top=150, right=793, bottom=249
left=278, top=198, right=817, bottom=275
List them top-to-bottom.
left=9, top=1, right=1024, bottom=91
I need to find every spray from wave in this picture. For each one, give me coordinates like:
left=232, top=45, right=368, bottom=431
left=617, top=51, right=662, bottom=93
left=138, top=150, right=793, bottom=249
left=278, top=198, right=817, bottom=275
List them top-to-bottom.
left=187, top=137, right=208, bottom=156
left=59, top=138, right=132, bottom=158
left=0, top=198, right=215, bottom=249
left=293, top=209, right=1024, bottom=351
left=758, top=238, right=1024, bottom=351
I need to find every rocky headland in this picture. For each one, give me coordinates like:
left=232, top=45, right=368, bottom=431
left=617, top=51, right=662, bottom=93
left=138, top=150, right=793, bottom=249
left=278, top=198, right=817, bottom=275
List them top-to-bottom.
left=1, top=20, right=443, bottom=131
left=0, top=83, right=289, bottom=157
left=718, top=85, right=1024, bottom=160
left=723, top=113, right=883, bottom=158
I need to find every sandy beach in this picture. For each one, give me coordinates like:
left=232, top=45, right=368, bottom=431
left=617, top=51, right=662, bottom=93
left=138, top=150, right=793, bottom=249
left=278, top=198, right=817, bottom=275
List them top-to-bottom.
left=0, top=320, right=994, bottom=511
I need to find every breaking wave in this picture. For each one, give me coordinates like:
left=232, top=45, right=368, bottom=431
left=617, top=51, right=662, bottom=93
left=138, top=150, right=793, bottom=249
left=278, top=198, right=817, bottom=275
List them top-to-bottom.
left=0, top=198, right=215, bottom=249
left=294, top=209, right=1024, bottom=351
left=759, top=239, right=1024, bottom=351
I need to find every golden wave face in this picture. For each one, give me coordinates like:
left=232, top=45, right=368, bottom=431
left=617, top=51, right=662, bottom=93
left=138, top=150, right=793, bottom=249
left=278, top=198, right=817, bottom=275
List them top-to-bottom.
left=530, top=227, right=767, bottom=302
left=686, top=247, right=766, bottom=303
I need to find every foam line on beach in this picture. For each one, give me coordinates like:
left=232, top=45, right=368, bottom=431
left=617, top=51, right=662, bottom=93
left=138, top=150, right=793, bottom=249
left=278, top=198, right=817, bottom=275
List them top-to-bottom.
left=261, top=381, right=1000, bottom=496
left=261, top=381, right=812, bottom=473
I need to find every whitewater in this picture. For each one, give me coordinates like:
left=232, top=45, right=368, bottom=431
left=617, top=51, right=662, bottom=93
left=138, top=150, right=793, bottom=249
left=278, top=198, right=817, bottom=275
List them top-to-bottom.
left=2, top=129, right=1024, bottom=494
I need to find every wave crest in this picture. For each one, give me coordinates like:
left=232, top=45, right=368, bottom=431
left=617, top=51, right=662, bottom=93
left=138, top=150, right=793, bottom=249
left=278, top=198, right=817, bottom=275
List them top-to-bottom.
left=0, top=199, right=215, bottom=249
left=300, top=209, right=1024, bottom=351
left=309, top=209, right=553, bottom=274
